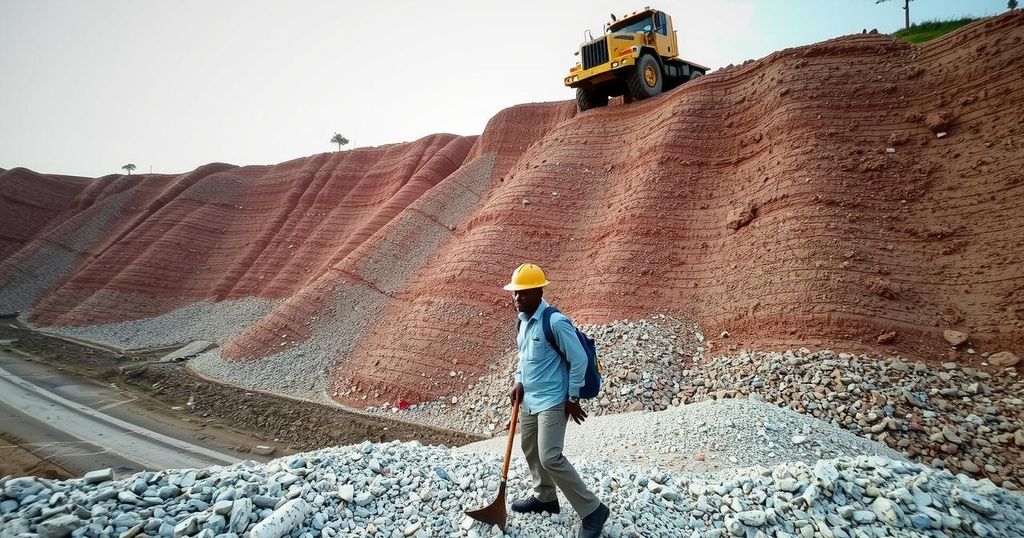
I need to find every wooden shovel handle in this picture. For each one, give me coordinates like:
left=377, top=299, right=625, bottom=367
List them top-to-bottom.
left=501, top=400, right=520, bottom=480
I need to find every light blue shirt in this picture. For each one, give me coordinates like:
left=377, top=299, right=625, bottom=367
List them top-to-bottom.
left=514, top=300, right=588, bottom=415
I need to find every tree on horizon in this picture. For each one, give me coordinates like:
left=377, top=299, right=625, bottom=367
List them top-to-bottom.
left=331, top=133, right=349, bottom=151
left=122, top=163, right=137, bottom=175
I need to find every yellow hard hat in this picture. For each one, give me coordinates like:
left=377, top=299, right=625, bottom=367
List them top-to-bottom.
left=503, top=263, right=550, bottom=291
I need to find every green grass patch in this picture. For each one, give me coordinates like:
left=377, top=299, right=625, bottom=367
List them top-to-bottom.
left=893, top=17, right=979, bottom=43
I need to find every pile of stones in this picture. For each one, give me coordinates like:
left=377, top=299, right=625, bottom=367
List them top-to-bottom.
left=367, top=316, right=705, bottom=434
left=371, top=316, right=1023, bottom=489
left=675, top=350, right=1023, bottom=489
left=454, top=398, right=907, bottom=475
left=2, top=440, right=1022, bottom=538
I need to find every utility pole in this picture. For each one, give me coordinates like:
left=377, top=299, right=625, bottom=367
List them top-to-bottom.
left=876, top=0, right=913, bottom=30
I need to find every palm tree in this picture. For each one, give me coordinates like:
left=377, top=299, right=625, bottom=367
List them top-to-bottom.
left=331, top=133, right=349, bottom=151
left=122, top=163, right=137, bottom=175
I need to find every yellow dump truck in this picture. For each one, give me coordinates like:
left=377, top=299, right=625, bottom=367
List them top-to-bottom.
left=564, top=8, right=708, bottom=111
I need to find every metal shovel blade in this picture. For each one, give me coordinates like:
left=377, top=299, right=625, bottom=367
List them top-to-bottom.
left=466, top=400, right=518, bottom=532
left=465, top=480, right=508, bottom=531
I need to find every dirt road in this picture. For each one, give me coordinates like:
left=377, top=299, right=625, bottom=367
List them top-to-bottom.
left=0, top=321, right=481, bottom=480
left=0, top=349, right=241, bottom=475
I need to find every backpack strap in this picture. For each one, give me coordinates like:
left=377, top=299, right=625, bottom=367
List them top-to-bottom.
left=541, top=306, right=566, bottom=361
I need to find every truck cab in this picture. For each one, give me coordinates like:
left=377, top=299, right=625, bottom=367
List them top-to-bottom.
left=565, top=8, right=707, bottom=111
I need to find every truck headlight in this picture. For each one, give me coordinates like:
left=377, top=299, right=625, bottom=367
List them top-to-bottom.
left=611, top=61, right=619, bottom=68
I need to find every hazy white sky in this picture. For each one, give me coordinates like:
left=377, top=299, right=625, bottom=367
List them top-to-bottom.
left=0, top=0, right=1010, bottom=177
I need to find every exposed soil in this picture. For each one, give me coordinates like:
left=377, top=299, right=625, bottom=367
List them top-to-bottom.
left=1, top=13, right=1022, bottom=411
left=335, top=13, right=1024, bottom=406
left=2, top=134, right=475, bottom=326
left=133, top=363, right=479, bottom=448
left=0, top=432, right=74, bottom=480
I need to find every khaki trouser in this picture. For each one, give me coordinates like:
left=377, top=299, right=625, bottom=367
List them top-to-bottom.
left=519, top=403, right=601, bottom=517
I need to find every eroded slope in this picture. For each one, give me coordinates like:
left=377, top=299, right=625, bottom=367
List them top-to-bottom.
left=2, top=14, right=1021, bottom=410
left=325, top=14, right=1024, bottom=406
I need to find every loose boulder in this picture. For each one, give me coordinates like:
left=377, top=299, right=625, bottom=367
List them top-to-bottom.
left=942, top=329, right=968, bottom=346
left=988, top=351, right=1019, bottom=368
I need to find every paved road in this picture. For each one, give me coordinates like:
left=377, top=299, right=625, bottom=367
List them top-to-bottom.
left=0, top=349, right=238, bottom=475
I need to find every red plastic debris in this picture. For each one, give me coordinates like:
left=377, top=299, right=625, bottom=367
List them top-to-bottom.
left=397, top=399, right=410, bottom=410
left=696, top=454, right=705, bottom=461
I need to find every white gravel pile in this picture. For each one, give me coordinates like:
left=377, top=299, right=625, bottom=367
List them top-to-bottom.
left=190, top=283, right=386, bottom=398
left=34, top=297, right=280, bottom=351
left=455, top=398, right=906, bottom=474
left=3, top=440, right=1022, bottom=538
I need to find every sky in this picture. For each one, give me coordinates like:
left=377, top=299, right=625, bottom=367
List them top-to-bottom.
left=0, top=0, right=1012, bottom=178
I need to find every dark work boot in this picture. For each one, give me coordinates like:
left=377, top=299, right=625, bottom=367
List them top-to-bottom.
left=511, top=496, right=560, bottom=514
left=578, top=503, right=610, bottom=538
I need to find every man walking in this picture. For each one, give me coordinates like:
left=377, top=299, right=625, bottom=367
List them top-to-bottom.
left=503, top=263, right=610, bottom=538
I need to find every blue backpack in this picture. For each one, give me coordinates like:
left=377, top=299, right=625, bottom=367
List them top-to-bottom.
left=518, top=306, right=603, bottom=399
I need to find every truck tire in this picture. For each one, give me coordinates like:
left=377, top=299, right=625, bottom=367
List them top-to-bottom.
left=627, top=54, right=663, bottom=101
left=576, top=87, right=607, bottom=112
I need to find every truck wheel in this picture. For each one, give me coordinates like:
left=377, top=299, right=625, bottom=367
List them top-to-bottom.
left=627, top=54, right=663, bottom=101
left=576, top=87, right=607, bottom=112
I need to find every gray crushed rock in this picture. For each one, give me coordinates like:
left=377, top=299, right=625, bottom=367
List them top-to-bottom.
left=191, top=282, right=386, bottom=399
left=34, top=297, right=279, bottom=350
left=364, top=316, right=705, bottom=435
left=372, top=316, right=1024, bottom=489
left=455, top=398, right=907, bottom=474
left=3, top=439, right=1022, bottom=538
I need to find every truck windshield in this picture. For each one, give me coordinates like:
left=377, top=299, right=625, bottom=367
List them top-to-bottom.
left=608, top=16, right=653, bottom=34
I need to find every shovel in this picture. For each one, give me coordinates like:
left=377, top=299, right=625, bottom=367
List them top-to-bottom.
left=465, top=399, right=521, bottom=531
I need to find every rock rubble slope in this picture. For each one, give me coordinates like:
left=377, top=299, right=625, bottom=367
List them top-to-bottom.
left=0, top=13, right=1022, bottom=409
left=369, top=316, right=1024, bottom=488
left=3, top=410, right=1024, bottom=538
